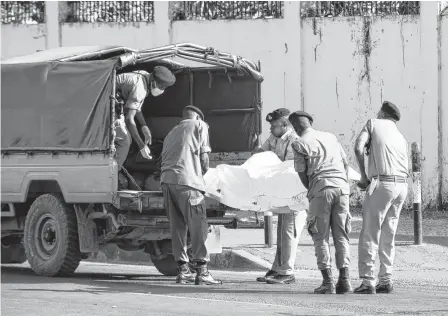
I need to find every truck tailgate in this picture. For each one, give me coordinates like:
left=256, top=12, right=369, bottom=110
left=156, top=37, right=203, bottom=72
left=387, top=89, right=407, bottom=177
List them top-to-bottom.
left=113, top=190, right=164, bottom=211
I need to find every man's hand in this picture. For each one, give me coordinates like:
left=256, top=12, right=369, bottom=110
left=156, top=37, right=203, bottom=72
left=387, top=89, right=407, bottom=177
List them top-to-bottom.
left=141, top=126, right=152, bottom=145
left=140, top=145, right=152, bottom=160
left=251, top=146, right=264, bottom=156
left=357, top=175, right=370, bottom=190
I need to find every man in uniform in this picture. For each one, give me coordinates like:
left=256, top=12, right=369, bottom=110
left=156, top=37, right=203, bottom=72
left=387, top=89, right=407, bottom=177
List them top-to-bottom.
left=115, top=66, right=176, bottom=169
left=354, top=101, right=409, bottom=294
left=160, top=105, right=221, bottom=286
left=253, top=108, right=307, bottom=285
left=288, top=111, right=352, bottom=294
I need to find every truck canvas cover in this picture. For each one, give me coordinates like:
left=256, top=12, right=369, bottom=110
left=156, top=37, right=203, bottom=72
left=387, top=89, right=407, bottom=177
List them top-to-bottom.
left=1, top=44, right=263, bottom=153
left=1, top=57, right=116, bottom=151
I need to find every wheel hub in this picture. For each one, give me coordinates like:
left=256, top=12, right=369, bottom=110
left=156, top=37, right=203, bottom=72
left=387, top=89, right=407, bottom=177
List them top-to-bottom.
left=35, top=214, right=58, bottom=259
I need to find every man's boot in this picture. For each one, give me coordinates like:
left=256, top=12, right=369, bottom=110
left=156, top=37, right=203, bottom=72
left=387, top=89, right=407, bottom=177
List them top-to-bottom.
left=176, top=262, right=196, bottom=284
left=195, top=264, right=222, bottom=285
left=335, top=267, right=352, bottom=294
left=314, top=269, right=336, bottom=294
left=256, top=270, right=278, bottom=282
left=376, top=283, right=394, bottom=294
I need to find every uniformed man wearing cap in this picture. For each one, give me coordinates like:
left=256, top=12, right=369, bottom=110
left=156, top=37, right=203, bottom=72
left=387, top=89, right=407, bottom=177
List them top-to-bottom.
left=114, top=66, right=176, bottom=174
left=354, top=101, right=409, bottom=294
left=160, top=105, right=221, bottom=286
left=253, top=108, right=307, bottom=285
left=288, top=111, right=352, bottom=294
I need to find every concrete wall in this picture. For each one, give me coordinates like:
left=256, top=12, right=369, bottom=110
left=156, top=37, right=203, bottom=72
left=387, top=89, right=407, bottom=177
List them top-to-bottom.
left=0, top=2, right=445, bottom=210
left=302, top=16, right=423, bottom=206
left=60, top=23, right=158, bottom=48
left=1, top=25, right=46, bottom=58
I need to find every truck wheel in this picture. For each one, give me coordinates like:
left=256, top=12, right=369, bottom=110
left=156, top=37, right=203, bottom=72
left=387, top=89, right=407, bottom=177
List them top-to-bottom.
left=24, top=194, right=81, bottom=277
left=1, top=236, right=26, bottom=264
left=146, top=239, right=193, bottom=276
left=151, top=255, right=178, bottom=276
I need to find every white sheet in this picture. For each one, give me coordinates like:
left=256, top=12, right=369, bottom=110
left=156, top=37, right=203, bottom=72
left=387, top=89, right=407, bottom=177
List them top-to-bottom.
left=204, top=151, right=360, bottom=214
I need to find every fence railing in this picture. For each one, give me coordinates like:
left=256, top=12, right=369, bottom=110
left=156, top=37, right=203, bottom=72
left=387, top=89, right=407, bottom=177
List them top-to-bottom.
left=1, top=1, right=45, bottom=24
left=61, top=1, right=154, bottom=23
left=171, top=1, right=284, bottom=21
left=301, top=1, right=420, bottom=18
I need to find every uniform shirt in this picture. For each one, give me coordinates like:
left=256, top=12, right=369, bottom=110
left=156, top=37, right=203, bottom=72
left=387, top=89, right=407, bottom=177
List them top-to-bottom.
left=116, top=70, right=150, bottom=112
left=160, top=119, right=211, bottom=192
left=359, top=119, right=409, bottom=179
left=292, top=127, right=349, bottom=199
left=261, top=128, right=299, bottom=162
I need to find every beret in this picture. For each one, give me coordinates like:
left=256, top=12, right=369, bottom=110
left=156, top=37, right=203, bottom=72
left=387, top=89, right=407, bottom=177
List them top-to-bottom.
left=153, top=66, right=176, bottom=89
left=381, top=101, right=400, bottom=121
left=184, top=105, right=205, bottom=120
left=266, top=108, right=291, bottom=122
left=288, top=111, right=314, bottom=124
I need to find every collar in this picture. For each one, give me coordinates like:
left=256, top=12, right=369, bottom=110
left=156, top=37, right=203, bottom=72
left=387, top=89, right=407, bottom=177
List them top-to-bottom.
left=301, top=127, right=314, bottom=136
left=280, top=128, right=293, bottom=140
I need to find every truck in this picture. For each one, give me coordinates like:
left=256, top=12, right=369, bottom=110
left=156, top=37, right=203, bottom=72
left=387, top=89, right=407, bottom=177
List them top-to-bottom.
left=0, top=44, right=263, bottom=277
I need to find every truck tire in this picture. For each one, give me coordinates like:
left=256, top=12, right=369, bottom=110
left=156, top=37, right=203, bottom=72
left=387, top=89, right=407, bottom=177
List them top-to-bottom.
left=24, top=194, right=81, bottom=277
left=146, top=239, right=193, bottom=276
left=1, top=241, right=26, bottom=264
left=151, top=255, right=178, bottom=276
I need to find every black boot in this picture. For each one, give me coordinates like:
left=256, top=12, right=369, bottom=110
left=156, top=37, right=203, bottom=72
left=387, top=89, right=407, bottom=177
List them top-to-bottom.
left=176, top=263, right=195, bottom=284
left=195, top=264, right=222, bottom=285
left=335, top=267, right=352, bottom=294
left=314, top=269, right=336, bottom=294
left=256, top=270, right=278, bottom=282
left=354, top=283, right=376, bottom=294
left=376, top=283, right=394, bottom=294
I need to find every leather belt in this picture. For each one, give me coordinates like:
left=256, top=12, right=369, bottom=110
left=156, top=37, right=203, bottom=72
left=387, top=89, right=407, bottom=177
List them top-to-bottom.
left=373, top=175, right=407, bottom=183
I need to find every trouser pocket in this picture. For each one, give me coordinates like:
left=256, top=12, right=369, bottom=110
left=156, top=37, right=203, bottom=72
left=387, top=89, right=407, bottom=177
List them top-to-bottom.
left=345, top=213, right=352, bottom=235
left=307, top=216, right=318, bottom=236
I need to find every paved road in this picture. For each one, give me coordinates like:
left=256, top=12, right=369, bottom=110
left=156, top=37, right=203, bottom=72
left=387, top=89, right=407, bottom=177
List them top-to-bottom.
left=2, top=262, right=448, bottom=316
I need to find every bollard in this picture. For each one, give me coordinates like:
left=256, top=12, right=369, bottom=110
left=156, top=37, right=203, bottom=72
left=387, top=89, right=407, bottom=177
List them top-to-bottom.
left=411, top=142, right=423, bottom=245
left=264, top=211, right=274, bottom=248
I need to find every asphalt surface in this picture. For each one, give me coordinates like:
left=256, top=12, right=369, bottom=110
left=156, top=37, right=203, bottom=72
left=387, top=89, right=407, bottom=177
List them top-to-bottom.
left=2, top=262, right=448, bottom=316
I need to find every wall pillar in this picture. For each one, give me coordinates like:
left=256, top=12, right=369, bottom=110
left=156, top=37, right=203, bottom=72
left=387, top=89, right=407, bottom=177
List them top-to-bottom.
left=44, top=1, right=60, bottom=49
left=153, top=1, right=171, bottom=47
left=283, top=1, right=302, bottom=112
left=419, top=1, right=440, bottom=210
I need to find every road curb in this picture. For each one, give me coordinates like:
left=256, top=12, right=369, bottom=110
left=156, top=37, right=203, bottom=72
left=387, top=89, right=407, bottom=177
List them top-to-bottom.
left=86, top=245, right=271, bottom=271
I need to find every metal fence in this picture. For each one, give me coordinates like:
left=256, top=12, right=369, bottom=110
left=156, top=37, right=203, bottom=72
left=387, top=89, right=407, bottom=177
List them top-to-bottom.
left=1, top=1, right=45, bottom=24
left=62, top=1, right=154, bottom=23
left=171, top=1, right=284, bottom=21
left=301, top=1, right=420, bottom=18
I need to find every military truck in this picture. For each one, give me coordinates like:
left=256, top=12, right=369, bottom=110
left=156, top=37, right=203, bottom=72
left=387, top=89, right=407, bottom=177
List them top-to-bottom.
left=1, top=44, right=263, bottom=277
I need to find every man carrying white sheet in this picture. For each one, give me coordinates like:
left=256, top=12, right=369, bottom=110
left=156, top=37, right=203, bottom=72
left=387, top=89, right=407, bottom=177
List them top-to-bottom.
left=252, top=108, right=307, bottom=284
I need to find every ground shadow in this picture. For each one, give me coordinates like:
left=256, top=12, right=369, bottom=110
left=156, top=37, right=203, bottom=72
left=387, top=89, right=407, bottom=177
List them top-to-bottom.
left=1, top=265, right=317, bottom=296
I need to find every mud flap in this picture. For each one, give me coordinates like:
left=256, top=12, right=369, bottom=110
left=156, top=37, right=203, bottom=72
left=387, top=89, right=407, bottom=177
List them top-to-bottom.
left=205, top=225, right=222, bottom=254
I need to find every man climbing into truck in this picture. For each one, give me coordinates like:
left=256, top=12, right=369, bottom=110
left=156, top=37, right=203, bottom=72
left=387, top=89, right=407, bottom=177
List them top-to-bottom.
left=115, top=66, right=176, bottom=185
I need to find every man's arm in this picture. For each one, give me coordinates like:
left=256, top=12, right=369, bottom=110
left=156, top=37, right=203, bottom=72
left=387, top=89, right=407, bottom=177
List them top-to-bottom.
left=123, top=80, right=147, bottom=150
left=125, top=109, right=145, bottom=149
left=135, top=110, right=152, bottom=145
left=135, top=111, right=147, bottom=127
left=354, top=121, right=371, bottom=188
left=199, top=122, right=212, bottom=175
left=251, top=137, right=270, bottom=156
left=337, top=140, right=349, bottom=179
left=292, top=141, right=310, bottom=190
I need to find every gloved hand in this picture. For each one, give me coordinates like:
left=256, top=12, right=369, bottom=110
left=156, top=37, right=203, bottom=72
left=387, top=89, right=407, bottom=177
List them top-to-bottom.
left=140, top=145, right=152, bottom=160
